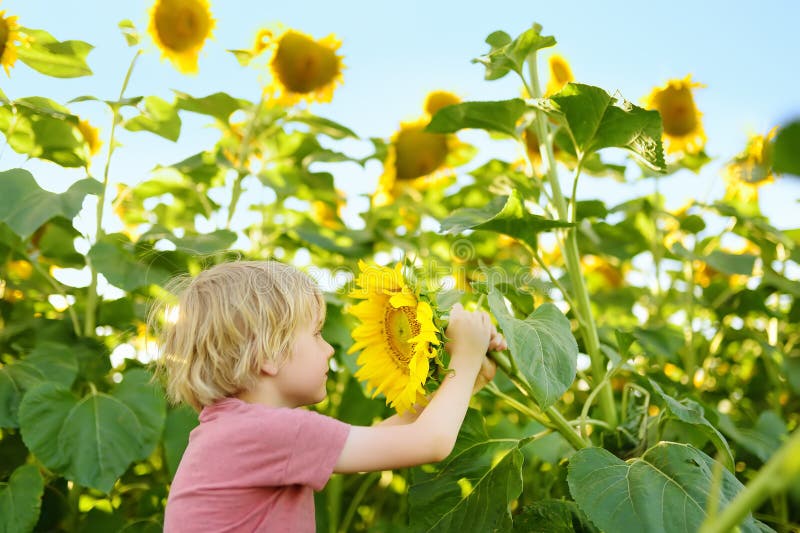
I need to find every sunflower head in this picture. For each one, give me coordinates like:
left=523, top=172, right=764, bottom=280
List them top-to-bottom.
left=148, top=0, right=215, bottom=74
left=0, top=9, right=21, bottom=76
left=261, top=28, right=344, bottom=106
left=544, top=54, right=574, bottom=97
left=644, top=75, right=706, bottom=155
left=424, top=90, right=460, bottom=116
left=722, top=128, right=778, bottom=204
left=347, top=261, right=444, bottom=414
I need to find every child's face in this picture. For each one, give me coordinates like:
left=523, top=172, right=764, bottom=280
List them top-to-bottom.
left=274, top=311, right=334, bottom=407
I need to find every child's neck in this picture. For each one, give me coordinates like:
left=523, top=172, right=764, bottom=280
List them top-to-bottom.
left=236, top=381, right=299, bottom=409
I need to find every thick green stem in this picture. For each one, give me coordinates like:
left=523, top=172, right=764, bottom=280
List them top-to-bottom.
left=84, top=50, right=141, bottom=337
left=526, top=51, right=618, bottom=428
left=488, top=350, right=588, bottom=450
left=699, top=428, right=800, bottom=533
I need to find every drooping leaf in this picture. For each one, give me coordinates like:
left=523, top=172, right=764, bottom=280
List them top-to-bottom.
left=16, top=28, right=93, bottom=78
left=537, top=83, right=666, bottom=171
left=123, top=96, right=181, bottom=141
left=426, top=99, right=526, bottom=138
left=0, top=169, right=102, bottom=239
left=441, top=189, right=572, bottom=250
left=488, top=289, right=577, bottom=408
left=111, top=369, right=167, bottom=461
left=649, top=380, right=734, bottom=471
left=19, top=383, right=143, bottom=492
left=409, top=410, right=525, bottom=532
left=568, top=443, right=772, bottom=533
left=0, top=464, right=45, bottom=533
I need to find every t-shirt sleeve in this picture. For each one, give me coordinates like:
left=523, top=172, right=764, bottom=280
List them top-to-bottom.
left=280, top=409, right=351, bottom=490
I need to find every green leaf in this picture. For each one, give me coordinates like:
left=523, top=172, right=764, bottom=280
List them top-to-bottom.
left=118, top=20, right=140, bottom=47
left=473, top=24, right=556, bottom=81
left=16, top=28, right=93, bottom=78
left=541, top=83, right=666, bottom=171
left=174, top=91, right=248, bottom=123
left=123, top=96, right=181, bottom=142
left=0, top=97, right=91, bottom=167
left=426, top=99, right=526, bottom=137
left=286, top=113, right=358, bottom=139
left=773, top=120, right=800, bottom=176
left=0, top=169, right=102, bottom=239
left=440, top=189, right=572, bottom=250
left=35, top=217, right=85, bottom=268
left=87, top=235, right=172, bottom=291
left=704, top=250, right=756, bottom=276
left=488, top=290, right=577, bottom=408
left=631, top=325, right=684, bottom=364
left=24, top=341, right=80, bottom=389
left=0, top=368, right=22, bottom=427
left=111, top=369, right=167, bottom=461
left=649, top=380, right=734, bottom=471
left=19, top=383, right=143, bottom=492
left=163, top=406, right=198, bottom=480
left=409, top=410, right=524, bottom=532
left=718, top=411, right=788, bottom=463
left=568, top=443, right=770, bottom=533
left=0, top=464, right=44, bottom=533
left=513, top=500, right=599, bottom=533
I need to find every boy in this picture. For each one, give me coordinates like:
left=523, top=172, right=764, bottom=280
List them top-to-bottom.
left=156, top=261, right=505, bottom=532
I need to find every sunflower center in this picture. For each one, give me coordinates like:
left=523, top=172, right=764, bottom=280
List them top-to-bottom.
left=154, top=0, right=212, bottom=52
left=0, top=18, right=9, bottom=56
left=273, top=31, right=339, bottom=94
left=656, top=87, right=698, bottom=136
left=394, top=126, right=448, bottom=181
left=384, top=305, right=421, bottom=367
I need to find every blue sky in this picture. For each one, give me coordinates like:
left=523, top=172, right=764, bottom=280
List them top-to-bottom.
left=3, top=0, right=799, bottom=233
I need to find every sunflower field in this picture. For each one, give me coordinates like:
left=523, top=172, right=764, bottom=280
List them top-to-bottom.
left=1, top=2, right=800, bottom=532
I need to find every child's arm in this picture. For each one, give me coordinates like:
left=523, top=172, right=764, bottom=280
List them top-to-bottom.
left=334, top=304, right=497, bottom=473
left=375, top=355, right=499, bottom=428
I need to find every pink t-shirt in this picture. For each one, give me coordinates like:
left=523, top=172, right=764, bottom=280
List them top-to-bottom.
left=164, top=397, right=351, bottom=533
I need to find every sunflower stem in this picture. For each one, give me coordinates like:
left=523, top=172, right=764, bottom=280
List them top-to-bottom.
left=526, top=49, right=618, bottom=429
left=84, top=50, right=141, bottom=338
left=227, top=93, right=266, bottom=229
left=337, top=472, right=380, bottom=533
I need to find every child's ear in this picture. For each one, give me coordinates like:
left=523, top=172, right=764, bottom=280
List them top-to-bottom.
left=260, top=360, right=279, bottom=376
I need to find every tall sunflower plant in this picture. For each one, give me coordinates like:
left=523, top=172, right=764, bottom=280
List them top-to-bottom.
left=417, top=22, right=798, bottom=533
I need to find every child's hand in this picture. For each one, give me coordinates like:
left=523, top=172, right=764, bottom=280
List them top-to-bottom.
left=445, top=303, right=493, bottom=370
left=472, top=356, right=497, bottom=394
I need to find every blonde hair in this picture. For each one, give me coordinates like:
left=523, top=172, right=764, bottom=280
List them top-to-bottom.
left=150, top=261, right=325, bottom=411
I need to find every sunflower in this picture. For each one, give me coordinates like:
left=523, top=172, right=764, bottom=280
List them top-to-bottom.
left=148, top=0, right=215, bottom=74
left=0, top=8, right=21, bottom=75
left=260, top=28, right=344, bottom=106
left=544, top=54, right=574, bottom=97
left=643, top=76, right=706, bottom=155
left=424, top=90, right=460, bottom=116
left=374, top=91, right=471, bottom=206
left=77, top=119, right=102, bottom=158
left=723, top=128, right=778, bottom=203
left=348, top=261, right=442, bottom=414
